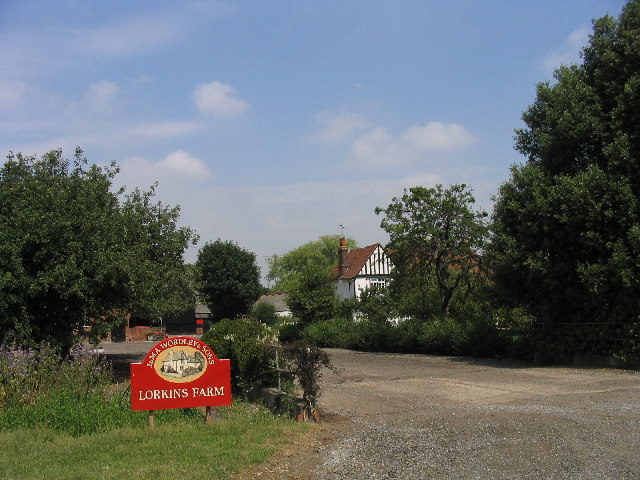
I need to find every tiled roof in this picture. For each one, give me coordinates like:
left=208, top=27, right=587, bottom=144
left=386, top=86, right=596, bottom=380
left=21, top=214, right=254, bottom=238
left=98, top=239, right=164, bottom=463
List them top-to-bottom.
left=332, top=243, right=382, bottom=280
left=255, top=292, right=290, bottom=312
left=194, top=303, right=211, bottom=315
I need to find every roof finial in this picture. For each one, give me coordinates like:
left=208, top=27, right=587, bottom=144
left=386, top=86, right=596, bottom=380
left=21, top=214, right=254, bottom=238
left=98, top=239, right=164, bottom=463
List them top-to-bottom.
left=339, top=224, right=344, bottom=237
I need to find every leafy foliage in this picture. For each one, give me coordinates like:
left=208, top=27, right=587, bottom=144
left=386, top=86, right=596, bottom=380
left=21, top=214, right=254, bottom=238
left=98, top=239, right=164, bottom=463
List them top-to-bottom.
left=491, top=1, right=640, bottom=348
left=0, top=149, right=198, bottom=351
left=376, top=184, right=489, bottom=317
left=266, top=235, right=357, bottom=292
left=196, top=240, right=262, bottom=322
left=286, top=263, right=337, bottom=324
left=250, top=301, right=279, bottom=326
left=302, top=313, right=514, bottom=359
left=201, top=317, right=277, bottom=395
left=281, top=340, right=334, bottom=411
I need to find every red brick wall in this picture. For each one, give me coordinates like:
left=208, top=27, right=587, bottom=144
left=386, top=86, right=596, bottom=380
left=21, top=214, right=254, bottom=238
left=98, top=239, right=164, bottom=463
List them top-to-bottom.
left=125, top=327, right=166, bottom=343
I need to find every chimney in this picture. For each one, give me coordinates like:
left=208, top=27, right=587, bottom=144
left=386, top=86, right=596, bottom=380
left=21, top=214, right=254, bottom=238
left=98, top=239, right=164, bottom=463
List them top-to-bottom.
left=338, top=237, right=348, bottom=278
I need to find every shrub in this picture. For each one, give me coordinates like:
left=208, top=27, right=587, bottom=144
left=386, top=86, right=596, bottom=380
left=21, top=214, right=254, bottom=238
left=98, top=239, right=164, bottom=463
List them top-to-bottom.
left=349, top=288, right=399, bottom=351
left=250, top=302, right=279, bottom=326
left=300, top=305, right=528, bottom=359
left=487, top=306, right=536, bottom=360
left=417, top=314, right=509, bottom=358
left=461, top=316, right=506, bottom=358
left=201, top=317, right=277, bottom=395
left=302, top=317, right=358, bottom=349
left=349, top=317, right=397, bottom=352
left=394, top=317, right=426, bottom=353
left=419, top=317, right=469, bottom=355
left=277, top=320, right=304, bottom=343
left=532, top=321, right=640, bottom=367
left=616, top=322, right=640, bottom=369
left=281, top=341, right=335, bottom=413
left=0, top=342, right=111, bottom=408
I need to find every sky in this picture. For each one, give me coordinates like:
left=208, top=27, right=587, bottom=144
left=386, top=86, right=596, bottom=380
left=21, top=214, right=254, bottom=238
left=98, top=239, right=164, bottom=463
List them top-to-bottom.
left=0, top=0, right=627, bottom=284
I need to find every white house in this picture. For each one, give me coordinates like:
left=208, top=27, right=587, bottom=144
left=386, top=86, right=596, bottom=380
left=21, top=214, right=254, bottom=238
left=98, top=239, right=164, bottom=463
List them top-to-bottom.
left=333, top=238, right=393, bottom=301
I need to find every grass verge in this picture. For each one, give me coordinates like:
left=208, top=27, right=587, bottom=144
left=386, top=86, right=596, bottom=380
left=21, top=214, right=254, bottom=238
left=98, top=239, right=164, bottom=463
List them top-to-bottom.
left=0, top=402, right=308, bottom=480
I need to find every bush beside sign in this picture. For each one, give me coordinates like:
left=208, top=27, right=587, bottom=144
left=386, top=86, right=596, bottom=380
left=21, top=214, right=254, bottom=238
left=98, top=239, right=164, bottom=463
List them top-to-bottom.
left=130, top=336, right=232, bottom=411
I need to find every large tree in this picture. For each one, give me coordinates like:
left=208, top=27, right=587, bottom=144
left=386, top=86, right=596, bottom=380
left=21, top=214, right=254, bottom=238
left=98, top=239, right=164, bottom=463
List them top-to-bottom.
left=491, top=1, right=640, bottom=332
left=0, top=148, right=198, bottom=350
left=375, top=184, right=489, bottom=318
left=266, top=234, right=357, bottom=292
left=196, top=239, right=262, bottom=322
left=286, top=262, right=337, bottom=324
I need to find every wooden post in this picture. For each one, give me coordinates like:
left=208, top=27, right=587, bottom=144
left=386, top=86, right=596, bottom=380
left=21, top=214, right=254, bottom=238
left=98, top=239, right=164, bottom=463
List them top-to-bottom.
left=205, top=406, right=213, bottom=423
left=148, top=410, right=155, bottom=430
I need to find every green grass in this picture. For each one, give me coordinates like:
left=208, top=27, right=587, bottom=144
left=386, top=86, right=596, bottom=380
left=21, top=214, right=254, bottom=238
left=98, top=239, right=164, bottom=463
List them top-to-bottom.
left=0, top=402, right=308, bottom=480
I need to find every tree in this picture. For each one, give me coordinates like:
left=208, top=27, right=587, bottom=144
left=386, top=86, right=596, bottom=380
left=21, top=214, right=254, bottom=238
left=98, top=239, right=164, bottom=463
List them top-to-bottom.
left=491, top=1, right=640, bottom=334
left=0, top=148, right=198, bottom=350
left=375, top=184, right=489, bottom=318
left=266, top=235, right=357, bottom=292
left=196, top=240, right=262, bottom=322
left=287, top=262, right=337, bottom=324
left=250, top=301, right=279, bottom=326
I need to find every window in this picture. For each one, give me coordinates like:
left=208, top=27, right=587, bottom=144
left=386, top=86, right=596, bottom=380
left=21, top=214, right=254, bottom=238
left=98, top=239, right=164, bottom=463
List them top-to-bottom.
left=369, top=277, right=387, bottom=289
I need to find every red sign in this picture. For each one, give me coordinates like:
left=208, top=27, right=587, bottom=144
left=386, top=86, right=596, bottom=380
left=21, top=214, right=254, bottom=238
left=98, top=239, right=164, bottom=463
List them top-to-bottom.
left=130, top=336, right=232, bottom=411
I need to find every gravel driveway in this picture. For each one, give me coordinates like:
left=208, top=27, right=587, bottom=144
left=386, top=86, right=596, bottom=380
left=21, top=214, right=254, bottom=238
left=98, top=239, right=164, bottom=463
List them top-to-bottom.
left=101, top=342, right=639, bottom=479
left=313, top=349, right=639, bottom=480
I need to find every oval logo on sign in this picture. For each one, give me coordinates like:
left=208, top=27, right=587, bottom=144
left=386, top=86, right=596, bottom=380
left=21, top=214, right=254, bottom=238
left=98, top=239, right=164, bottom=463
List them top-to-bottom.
left=154, top=346, right=207, bottom=383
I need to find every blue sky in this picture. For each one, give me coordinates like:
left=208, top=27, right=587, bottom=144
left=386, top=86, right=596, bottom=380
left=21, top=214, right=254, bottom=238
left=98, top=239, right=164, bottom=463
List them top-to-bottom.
left=0, top=0, right=626, bottom=281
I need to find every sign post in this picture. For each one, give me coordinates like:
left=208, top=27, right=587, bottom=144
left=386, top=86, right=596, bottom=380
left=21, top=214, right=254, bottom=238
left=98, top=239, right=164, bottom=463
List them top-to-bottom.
left=130, top=336, right=232, bottom=427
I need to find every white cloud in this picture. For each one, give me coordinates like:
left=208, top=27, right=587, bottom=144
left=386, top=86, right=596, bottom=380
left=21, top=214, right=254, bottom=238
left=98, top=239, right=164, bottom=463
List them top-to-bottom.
left=543, top=27, right=589, bottom=72
left=85, top=80, right=120, bottom=114
left=193, top=81, right=249, bottom=116
left=308, top=111, right=371, bottom=143
left=349, top=122, right=477, bottom=167
left=402, top=122, right=477, bottom=149
left=350, top=127, right=413, bottom=167
left=158, top=150, right=213, bottom=179
left=121, top=151, right=214, bottom=185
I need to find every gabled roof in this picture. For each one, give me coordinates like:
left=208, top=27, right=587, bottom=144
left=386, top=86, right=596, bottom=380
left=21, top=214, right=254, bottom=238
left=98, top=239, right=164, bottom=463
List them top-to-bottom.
left=332, top=243, right=382, bottom=280
left=254, top=292, right=290, bottom=313
left=195, top=303, right=212, bottom=316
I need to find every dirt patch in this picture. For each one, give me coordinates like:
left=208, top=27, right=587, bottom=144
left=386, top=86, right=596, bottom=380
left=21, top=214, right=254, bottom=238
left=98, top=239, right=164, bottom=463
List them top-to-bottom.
left=229, top=412, right=354, bottom=480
